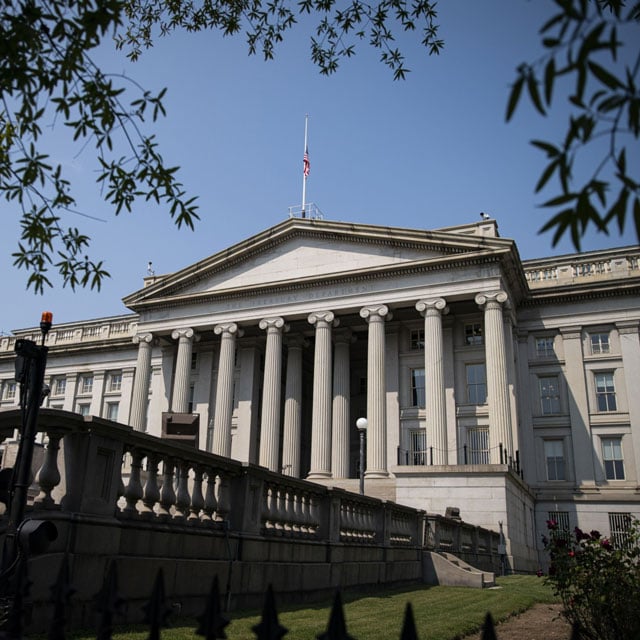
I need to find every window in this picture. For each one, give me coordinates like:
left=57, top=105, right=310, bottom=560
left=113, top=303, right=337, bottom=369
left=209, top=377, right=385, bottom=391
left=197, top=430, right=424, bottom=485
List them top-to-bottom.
left=465, top=323, right=483, bottom=346
left=410, top=329, right=425, bottom=351
left=590, top=332, right=610, bottom=355
left=535, top=337, right=554, bottom=358
left=191, top=352, right=198, bottom=370
left=466, top=364, right=487, bottom=404
left=410, top=369, right=425, bottom=408
left=107, top=372, right=122, bottom=392
left=595, top=372, right=617, bottom=412
left=79, top=375, right=93, bottom=394
left=539, top=376, right=561, bottom=415
left=52, top=377, right=66, bottom=396
left=3, top=381, right=16, bottom=400
left=187, top=384, right=196, bottom=413
left=104, top=402, right=119, bottom=422
left=76, top=403, right=90, bottom=416
left=467, top=427, right=489, bottom=464
left=410, top=430, right=427, bottom=465
left=602, top=437, right=625, bottom=480
left=544, top=440, right=565, bottom=480
left=548, top=511, right=570, bottom=540
left=609, top=513, right=632, bottom=548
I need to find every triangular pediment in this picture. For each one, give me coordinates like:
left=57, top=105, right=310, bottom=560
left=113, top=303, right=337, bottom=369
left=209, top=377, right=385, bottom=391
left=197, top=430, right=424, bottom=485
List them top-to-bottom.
left=123, top=218, right=517, bottom=309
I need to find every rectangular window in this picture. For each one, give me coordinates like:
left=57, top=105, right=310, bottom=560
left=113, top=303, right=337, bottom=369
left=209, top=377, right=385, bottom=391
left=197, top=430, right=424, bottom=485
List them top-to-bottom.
left=465, top=323, right=483, bottom=346
left=410, top=329, right=425, bottom=351
left=590, top=332, right=610, bottom=355
left=535, top=337, right=554, bottom=358
left=191, top=352, right=198, bottom=371
left=466, top=364, right=487, bottom=404
left=410, top=368, right=425, bottom=407
left=108, top=372, right=122, bottom=392
left=595, top=372, right=617, bottom=412
left=80, top=375, right=93, bottom=395
left=539, top=376, right=561, bottom=415
left=52, top=377, right=66, bottom=396
left=4, top=381, right=16, bottom=400
left=187, top=384, right=196, bottom=413
left=105, top=402, right=119, bottom=422
left=76, top=403, right=90, bottom=416
left=467, top=427, right=489, bottom=464
left=410, top=430, right=427, bottom=465
left=602, top=437, right=625, bottom=480
left=544, top=439, right=565, bottom=480
left=548, top=510, right=570, bottom=540
left=609, top=513, right=632, bottom=548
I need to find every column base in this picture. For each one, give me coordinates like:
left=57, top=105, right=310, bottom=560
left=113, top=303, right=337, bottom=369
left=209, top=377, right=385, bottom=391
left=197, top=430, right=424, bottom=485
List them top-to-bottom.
left=365, top=470, right=389, bottom=479
left=306, top=471, right=332, bottom=480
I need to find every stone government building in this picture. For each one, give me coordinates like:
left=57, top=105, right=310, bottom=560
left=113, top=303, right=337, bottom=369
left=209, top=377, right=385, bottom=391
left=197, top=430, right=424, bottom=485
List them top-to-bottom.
left=1, top=216, right=639, bottom=571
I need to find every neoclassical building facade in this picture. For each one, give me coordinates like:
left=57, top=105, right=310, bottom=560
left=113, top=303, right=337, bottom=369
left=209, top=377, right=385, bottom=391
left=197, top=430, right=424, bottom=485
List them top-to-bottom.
left=1, top=217, right=639, bottom=570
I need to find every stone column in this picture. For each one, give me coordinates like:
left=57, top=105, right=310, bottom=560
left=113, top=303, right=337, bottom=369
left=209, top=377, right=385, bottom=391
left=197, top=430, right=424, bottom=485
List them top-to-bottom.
left=475, top=291, right=513, bottom=463
left=416, top=298, right=449, bottom=465
left=360, top=304, right=391, bottom=478
left=307, top=311, right=338, bottom=479
left=259, top=317, right=288, bottom=472
left=617, top=321, right=640, bottom=481
left=212, top=323, right=242, bottom=458
left=171, top=328, right=197, bottom=413
left=332, top=329, right=353, bottom=479
left=130, top=333, right=154, bottom=431
left=282, top=336, right=307, bottom=477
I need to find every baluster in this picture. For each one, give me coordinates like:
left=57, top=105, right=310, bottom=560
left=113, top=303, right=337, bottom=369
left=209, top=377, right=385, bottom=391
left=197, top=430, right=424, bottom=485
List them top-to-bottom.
left=34, top=431, right=62, bottom=509
left=123, top=449, right=144, bottom=517
left=140, top=454, right=160, bottom=518
left=157, top=458, right=176, bottom=519
left=174, top=461, right=191, bottom=521
left=189, top=466, right=205, bottom=523
left=201, top=471, right=218, bottom=523
left=215, top=474, right=231, bottom=523
left=263, top=485, right=276, bottom=533
left=274, top=487, right=286, bottom=534
left=284, top=488, right=295, bottom=535
left=301, top=493, right=312, bottom=537
left=308, top=494, right=320, bottom=537
left=341, top=502, right=352, bottom=542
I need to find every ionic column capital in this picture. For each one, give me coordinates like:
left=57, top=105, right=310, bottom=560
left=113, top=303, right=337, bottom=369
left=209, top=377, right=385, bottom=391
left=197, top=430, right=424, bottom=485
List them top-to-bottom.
left=475, top=291, right=509, bottom=309
left=416, top=298, right=449, bottom=317
left=359, top=304, right=392, bottom=323
left=308, top=311, right=338, bottom=328
left=259, top=316, right=289, bottom=333
left=214, top=322, right=244, bottom=338
left=171, top=327, right=200, bottom=342
left=133, top=332, right=154, bottom=345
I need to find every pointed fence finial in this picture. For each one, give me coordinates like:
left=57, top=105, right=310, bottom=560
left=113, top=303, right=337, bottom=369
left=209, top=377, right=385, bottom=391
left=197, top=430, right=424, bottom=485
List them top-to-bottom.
left=95, top=562, right=126, bottom=640
left=143, top=568, right=172, bottom=640
left=196, top=575, right=230, bottom=639
left=251, top=584, right=288, bottom=640
left=317, top=590, right=355, bottom=640
left=399, top=602, right=419, bottom=640
left=480, top=612, right=498, bottom=640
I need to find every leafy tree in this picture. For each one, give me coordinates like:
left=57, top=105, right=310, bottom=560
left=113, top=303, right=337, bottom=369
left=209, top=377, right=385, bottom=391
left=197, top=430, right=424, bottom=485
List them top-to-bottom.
left=0, top=0, right=443, bottom=294
left=507, top=0, right=640, bottom=249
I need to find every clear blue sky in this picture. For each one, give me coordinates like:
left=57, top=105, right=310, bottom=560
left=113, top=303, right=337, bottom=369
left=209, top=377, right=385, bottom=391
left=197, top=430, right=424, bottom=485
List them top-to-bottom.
left=1, top=0, right=637, bottom=333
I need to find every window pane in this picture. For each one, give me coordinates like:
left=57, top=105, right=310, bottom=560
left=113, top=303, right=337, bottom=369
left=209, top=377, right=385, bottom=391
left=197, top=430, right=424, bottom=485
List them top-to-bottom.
left=465, top=323, right=483, bottom=346
left=410, top=329, right=425, bottom=351
left=591, top=333, right=610, bottom=354
left=466, top=364, right=487, bottom=404
left=411, top=369, right=425, bottom=407
left=595, top=372, right=617, bottom=412
left=539, top=376, right=561, bottom=414
left=602, top=437, right=625, bottom=480
left=544, top=440, right=565, bottom=480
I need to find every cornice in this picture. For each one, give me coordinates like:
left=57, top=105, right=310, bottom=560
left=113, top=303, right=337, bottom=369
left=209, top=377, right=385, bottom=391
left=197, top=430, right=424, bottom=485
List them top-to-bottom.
left=521, top=279, right=640, bottom=307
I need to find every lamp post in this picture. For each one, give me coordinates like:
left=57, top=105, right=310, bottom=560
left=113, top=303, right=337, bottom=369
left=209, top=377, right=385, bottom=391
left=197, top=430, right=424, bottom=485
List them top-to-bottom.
left=356, top=417, right=368, bottom=495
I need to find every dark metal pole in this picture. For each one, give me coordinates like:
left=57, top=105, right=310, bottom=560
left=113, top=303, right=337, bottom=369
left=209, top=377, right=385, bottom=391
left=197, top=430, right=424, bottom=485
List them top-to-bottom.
left=0, top=314, right=51, bottom=580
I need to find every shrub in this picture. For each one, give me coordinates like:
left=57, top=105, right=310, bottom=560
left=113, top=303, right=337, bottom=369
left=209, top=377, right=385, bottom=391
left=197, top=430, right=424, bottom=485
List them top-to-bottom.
left=542, top=517, right=640, bottom=640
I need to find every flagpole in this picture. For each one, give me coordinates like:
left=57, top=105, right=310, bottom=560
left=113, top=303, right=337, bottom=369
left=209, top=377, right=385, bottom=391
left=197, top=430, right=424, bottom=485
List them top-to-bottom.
left=301, top=114, right=309, bottom=218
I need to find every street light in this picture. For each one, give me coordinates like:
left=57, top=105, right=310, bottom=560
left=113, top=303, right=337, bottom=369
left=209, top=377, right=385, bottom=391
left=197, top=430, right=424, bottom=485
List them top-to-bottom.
left=356, top=417, right=368, bottom=495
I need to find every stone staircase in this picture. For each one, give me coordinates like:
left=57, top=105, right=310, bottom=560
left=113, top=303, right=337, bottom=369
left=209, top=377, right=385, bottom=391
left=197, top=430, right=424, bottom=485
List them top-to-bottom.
left=423, top=551, right=496, bottom=588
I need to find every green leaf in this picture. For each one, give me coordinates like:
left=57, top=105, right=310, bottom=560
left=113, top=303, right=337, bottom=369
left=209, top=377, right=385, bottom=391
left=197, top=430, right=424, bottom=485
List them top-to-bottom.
left=505, top=76, right=524, bottom=122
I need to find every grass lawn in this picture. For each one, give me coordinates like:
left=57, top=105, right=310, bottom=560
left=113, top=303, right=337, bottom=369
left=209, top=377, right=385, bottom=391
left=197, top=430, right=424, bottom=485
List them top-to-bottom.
left=70, top=575, right=558, bottom=640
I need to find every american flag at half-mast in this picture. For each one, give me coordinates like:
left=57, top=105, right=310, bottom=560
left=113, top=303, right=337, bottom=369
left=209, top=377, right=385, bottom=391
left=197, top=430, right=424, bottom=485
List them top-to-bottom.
left=303, top=146, right=310, bottom=177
